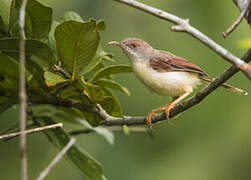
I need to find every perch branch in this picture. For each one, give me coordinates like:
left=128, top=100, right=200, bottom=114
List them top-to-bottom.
left=19, top=0, right=28, bottom=179
left=113, top=0, right=251, bottom=80
left=223, top=0, right=250, bottom=38
left=29, top=49, right=251, bottom=126
left=0, top=123, right=63, bottom=140
left=36, top=138, right=76, bottom=180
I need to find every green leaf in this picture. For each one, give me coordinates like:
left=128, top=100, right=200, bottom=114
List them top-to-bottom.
left=0, top=0, right=11, bottom=34
left=9, top=0, right=53, bottom=39
left=61, top=11, right=83, bottom=22
left=0, top=16, right=7, bottom=37
left=97, top=19, right=106, bottom=31
left=47, top=20, right=60, bottom=52
left=55, top=20, right=100, bottom=79
left=237, top=37, right=251, bottom=49
left=0, top=38, right=56, bottom=67
left=80, top=44, right=114, bottom=75
left=1, top=52, right=47, bottom=89
left=0, top=54, right=21, bottom=90
left=26, top=56, right=48, bottom=89
left=89, top=64, right=133, bottom=82
left=44, top=71, right=68, bottom=87
left=95, top=79, right=130, bottom=96
left=82, top=83, right=105, bottom=104
left=100, top=88, right=123, bottom=117
left=0, top=97, right=17, bottom=113
left=32, top=105, right=84, bottom=125
left=38, top=116, right=106, bottom=180
left=80, top=120, right=114, bottom=145
left=123, top=125, right=130, bottom=136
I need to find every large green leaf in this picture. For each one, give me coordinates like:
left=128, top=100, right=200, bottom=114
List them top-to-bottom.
left=0, top=0, right=11, bottom=34
left=9, top=0, right=52, bottom=39
left=61, top=11, right=83, bottom=23
left=0, top=16, right=6, bottom=37
left=47, top=20, right=60, bottom=52
left=55, top=20, right=100, bottom=79
left=0, top=38, right=56, bottom=67
left=80, top=43, right=114, bottom=75
left=2, top=52, right=47, bottom=89
left=0, top=54, right=20, bottom=90
left=89, top=64, right=133, bottom=82
left=95, top=79, right=130, bottom=96
left=82, top=82, right=105, bottom=104
left=101, top=88, right=123, bottom=117
left=0, top=96, right=17, bottom=113
left=32, top=105, right=83, bottom=125
left=37, top=116, right=106, bottom=180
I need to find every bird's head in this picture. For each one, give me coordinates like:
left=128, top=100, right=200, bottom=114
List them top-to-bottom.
left=108, top=38, right=153, bottom=62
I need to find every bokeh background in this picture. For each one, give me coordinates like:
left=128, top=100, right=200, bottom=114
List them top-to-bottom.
left=0, top=0, right=251, bottom=179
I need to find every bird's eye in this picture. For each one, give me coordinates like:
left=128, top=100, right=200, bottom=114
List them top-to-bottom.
left=127, top=43, right=137, bottom=49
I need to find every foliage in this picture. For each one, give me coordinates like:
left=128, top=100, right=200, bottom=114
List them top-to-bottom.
left=0, top=1, right=131, bottom=179
left=237, top=37, right=251, bottom=49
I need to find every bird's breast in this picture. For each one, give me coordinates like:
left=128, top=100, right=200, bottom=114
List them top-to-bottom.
left=132, top=60, right=201, bottom=97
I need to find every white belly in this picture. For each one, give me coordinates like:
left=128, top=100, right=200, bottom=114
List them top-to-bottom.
left=132, top=61, right=201, bottom=97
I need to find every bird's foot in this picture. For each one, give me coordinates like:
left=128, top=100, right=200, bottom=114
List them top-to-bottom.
left=161, top=105, right=175, bottom=124
left=146, top=107, right=162, bottom=129
left=146, top=111, right=154, bottom=129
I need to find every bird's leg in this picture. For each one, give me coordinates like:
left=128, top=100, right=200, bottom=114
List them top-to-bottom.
left=146, top=92, right=191, bottom=129
left=162, top=92, right=190, bottom=122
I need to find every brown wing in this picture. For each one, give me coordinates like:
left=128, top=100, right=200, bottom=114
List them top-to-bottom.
left=149, top=50, right=208, bottom=77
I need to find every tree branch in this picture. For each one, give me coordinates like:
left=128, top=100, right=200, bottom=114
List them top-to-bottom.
left=19, top=0, right=28, bottom=179
left=113, top=0, right=251, bottom=80
left=223, top=0, right=251, bottom=38
left=233, top=0, right=251, bottom=24
left=29, top=49, right=251, bottom=126
left=0, top=123, right=63, bottom=140
left=36, top=138, right=76, bottom=180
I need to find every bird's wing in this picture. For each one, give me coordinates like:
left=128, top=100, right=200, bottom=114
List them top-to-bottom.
left=149, top=50, right=208, bottom=77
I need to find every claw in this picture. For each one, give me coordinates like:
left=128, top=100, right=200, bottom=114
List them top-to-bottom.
left=164, top=108, right=172, bottom=124
left=146, top=113, right=153, bottom=129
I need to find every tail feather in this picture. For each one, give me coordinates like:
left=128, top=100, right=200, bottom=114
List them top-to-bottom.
left=200, top=76, right=248, bottom=95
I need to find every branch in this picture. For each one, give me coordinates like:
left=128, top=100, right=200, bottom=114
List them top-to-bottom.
left=19, top=0, right=28, bottom=179
left=113, top=0, right=251, bottom=80
left=223, top=0, right=251, bottom=38
left=233, top=0, right=251, bottom=24
left=29, top=49, right=251, bottom=126
left=51, top=63, right=71, bottom=79
left=0, top=123, right=63, bottom=140
left=36, top=138, right=76, bottom=180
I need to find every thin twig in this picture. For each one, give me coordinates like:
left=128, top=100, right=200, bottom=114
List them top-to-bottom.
left=19, top=0, right=28, bottom=179
left=113, top=0, right=251, bottom=79
left=223, top=0, right=250, bottom=38
left=29, top=49, right=251, bottom=127
left=51, top=63, right=71, bottom=79
left=0, top=123, right=63, bottom=140
left=36, top=138, right=76, bottom=180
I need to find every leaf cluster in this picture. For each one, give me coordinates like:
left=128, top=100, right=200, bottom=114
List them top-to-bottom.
left=0, top=0, right=132, bottom=179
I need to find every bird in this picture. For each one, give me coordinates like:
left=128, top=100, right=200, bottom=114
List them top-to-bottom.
left=108, top=38, right=248, bottom=128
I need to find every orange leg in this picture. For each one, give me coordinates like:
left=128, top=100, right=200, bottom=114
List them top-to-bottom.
left=146, top=92, right=191, bottom=129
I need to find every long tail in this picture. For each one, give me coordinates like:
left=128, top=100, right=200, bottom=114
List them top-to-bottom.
left=200, top=76, right=248, bottom=95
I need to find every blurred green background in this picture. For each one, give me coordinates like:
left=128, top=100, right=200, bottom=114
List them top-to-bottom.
left=0, top=0, right=251, bottom=179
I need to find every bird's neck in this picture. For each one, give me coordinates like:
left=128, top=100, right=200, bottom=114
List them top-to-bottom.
left=124, top=48, right=155, bottom=65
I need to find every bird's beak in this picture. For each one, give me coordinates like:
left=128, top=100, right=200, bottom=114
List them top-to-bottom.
left=108, top=41, right=121, bottom=46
